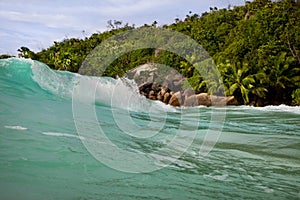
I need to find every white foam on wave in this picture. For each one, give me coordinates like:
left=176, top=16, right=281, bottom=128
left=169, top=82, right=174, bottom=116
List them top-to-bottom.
left=75, top=75, right=178, bottom=113
left=151, top=99, right=177, bottom=112
left=231, top=105, right=300, bottom=114
left=255, top=105, right=300, bottom=114
left=4, top=125, right=28, bottom=130
left=42, top=132, right=85, bottom=140
left=203, top=173, right=230, bottom=182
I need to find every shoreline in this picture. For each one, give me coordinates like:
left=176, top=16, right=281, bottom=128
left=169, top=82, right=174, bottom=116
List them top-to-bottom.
left=137, top=81, right=298, bottom=107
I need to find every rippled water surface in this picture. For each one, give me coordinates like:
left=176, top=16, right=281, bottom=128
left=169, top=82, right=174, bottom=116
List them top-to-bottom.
left=0, top=58, right=299, bottom=199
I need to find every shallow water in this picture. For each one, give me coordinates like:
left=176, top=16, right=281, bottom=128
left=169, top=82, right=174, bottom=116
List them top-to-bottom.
left=0, top=58, right=299, bottom=199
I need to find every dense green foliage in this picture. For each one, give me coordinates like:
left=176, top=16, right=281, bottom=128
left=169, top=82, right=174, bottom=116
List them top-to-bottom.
left=6, top=0, right=300, bottom=106
left=0, top=54, right=14, bottom=59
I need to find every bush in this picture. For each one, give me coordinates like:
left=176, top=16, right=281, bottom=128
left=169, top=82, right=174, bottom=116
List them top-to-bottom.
left=292, top=89, right=300, bottom=105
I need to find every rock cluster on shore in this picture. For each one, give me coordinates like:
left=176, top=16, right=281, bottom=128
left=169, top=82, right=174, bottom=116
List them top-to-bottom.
left=127, top=63, right=238, bottom=107
left=138, top=82, right=238, bottom=107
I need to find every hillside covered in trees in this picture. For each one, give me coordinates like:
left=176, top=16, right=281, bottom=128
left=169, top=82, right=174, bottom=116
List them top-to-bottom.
left=7, top=0, right=300, bottom=106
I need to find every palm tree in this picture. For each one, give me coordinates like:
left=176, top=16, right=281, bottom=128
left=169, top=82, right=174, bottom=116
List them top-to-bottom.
left=266, top=52, right=299, bottom=103
left=192, top=58, right=224, bottom=95
left=223, top=61, right=256, bottom=104
left=252, top=71, right=268, bottom=100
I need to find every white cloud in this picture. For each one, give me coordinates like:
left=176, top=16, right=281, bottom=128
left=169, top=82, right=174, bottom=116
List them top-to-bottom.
left=98, top=0, right=175, bottom=17
left=0, top=11, right=75, bottom=29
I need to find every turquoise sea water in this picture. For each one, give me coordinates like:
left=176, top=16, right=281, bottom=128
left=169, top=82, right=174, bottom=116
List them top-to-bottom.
left=0, top=58, right=299, bottom=199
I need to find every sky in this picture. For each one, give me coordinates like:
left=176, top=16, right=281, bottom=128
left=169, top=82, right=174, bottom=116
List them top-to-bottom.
left=0, top=0, right=246, bottom=55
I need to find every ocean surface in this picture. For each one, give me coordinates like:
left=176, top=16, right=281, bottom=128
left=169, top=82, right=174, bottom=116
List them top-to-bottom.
left=0, top=58, right=299, bottom=199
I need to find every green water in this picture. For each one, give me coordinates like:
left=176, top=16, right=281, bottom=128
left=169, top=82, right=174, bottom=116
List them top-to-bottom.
left=0, top=58, right=299, bottom=199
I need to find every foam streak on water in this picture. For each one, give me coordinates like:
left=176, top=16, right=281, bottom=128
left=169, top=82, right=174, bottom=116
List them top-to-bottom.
left=0, top=58, right=299, bottom=199
left=4, top=125, right=28, bottom=130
